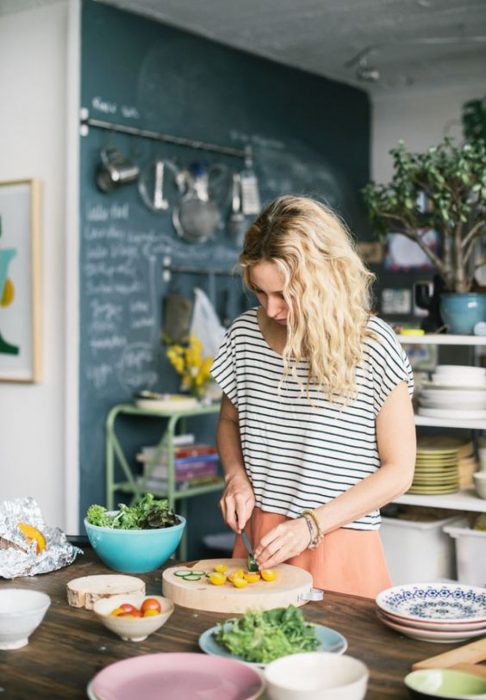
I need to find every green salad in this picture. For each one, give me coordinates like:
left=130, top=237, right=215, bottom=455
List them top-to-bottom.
left=86, top=493, right=179, bottom=529
left=215, top=605, right=320, bottom=664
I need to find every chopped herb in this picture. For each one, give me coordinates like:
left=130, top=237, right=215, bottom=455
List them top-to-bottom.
left=86, top=493, right=179, bottom=530
left=215, top=605, right=320, bottom=664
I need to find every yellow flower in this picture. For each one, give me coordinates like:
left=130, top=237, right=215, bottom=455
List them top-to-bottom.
left=165, top=335, right=214, bottom=398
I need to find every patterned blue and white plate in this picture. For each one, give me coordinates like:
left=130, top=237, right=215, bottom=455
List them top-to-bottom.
left=376, top=583, right=486, bottom=625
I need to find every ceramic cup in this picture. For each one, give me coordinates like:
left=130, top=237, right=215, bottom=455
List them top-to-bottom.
left=477, top=437, right=486, bottom=472
left=473, top=471, right=486, bottom=499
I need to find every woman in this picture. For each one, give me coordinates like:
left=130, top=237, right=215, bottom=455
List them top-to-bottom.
left=211, top=195, right=416, bottom=598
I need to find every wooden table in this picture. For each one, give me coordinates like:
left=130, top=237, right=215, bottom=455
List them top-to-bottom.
left=0, top=549, right=459, bottom=699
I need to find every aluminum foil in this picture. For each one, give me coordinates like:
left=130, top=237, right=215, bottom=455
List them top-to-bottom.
left=0, top=496, right=82, bottom=579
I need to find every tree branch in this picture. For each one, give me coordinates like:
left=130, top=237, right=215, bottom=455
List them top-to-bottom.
left=461, top=220, right=485, bottom=251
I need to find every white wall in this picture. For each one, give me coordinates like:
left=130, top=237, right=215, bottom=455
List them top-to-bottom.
left=0, top=0, right=74, bottom=530
left=371, top=82, right=486, bottom=183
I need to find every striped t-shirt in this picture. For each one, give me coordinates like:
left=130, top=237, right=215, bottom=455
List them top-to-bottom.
left=211, top=309, right=414, bottom=530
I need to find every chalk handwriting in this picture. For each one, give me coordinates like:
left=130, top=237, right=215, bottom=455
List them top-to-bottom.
left=92, top=96, right=117, bottom=114
left=121, top=106, right=140, bottom=119
left=117, top=342, right=158, bottom=391
left=86, top=363, right=113, bottom=389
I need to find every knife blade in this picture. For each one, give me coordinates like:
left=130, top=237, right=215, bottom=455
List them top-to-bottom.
left=241, top=530, right=259, bottom=572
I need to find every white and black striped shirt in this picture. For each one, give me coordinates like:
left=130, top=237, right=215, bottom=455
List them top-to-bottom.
left=211, top=309, right=414, bottom=530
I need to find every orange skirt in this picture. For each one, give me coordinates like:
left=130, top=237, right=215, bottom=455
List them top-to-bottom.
left=233, top=507, right=392, bottom=599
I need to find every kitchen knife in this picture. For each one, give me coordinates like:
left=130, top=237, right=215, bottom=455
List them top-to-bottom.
left=241, top=530, right=259, bottom=572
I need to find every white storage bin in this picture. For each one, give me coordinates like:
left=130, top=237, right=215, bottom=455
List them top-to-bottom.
left=381, top=515, right=457, bottom=585
left=443, top=519, right=486, bottom=588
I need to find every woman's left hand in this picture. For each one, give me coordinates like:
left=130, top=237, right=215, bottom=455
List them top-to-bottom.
left=254, top=517, right=310, bottom=570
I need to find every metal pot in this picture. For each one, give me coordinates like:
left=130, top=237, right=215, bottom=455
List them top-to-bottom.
left=173, top=163, right=221, bottom=243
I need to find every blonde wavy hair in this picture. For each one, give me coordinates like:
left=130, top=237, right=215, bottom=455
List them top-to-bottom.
left=240, top=195, right=376, bottom=401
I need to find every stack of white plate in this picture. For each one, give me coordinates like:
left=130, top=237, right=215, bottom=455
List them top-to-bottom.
left=418, top=365, right=486, bottom=419
left=376, top=582, right=486, bottom=643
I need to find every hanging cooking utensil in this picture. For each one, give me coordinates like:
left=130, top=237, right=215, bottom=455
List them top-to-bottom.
left=95, top=146, right=140, bottom=193
left=240, top=149, right=261, bottom=215
left=138, top=159, right=179, bottom=213
left=173, top=162, right=221, bottom=243
left=207, top=163, right=232, bottom=209
left=228, top=172, right=245, bottom=246
left=162, top=294, right=193, bottom=344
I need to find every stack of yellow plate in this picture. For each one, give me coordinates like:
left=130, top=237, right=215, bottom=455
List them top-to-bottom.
left=408, top=436, right=460, bottom=495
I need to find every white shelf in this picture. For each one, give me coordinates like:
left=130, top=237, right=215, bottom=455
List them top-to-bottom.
left=398, top=334, right=486, bottom=346
left=415, top=415, right=486, bottom=430
left=394, top=487, right=486, bottom=513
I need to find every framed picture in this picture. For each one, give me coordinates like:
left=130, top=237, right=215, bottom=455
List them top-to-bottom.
left=0, top=179, right=42, bottom=382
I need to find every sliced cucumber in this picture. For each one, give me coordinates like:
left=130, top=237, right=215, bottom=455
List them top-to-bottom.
left=174, top=568, right=206, bottom=577
left=181, top=573, right=203, bottom=581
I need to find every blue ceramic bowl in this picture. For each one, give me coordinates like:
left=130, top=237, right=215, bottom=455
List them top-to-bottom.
left=84, top=515, right=186, bottom=573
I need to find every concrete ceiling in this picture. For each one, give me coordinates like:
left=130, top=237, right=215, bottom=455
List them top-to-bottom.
left=6, top=0, right=485, bottom=93
left=98, top=0, right=486, bottom=94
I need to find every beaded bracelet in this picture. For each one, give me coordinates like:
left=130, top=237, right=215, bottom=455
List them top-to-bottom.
left=302, top=509, right=324, bottom=548
left=301, top=512, right=320, bottom=549
left=301, top=513, right=314, bottom=548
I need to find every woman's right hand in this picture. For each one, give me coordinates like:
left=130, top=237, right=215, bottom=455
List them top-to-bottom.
left=219, top=472, right=255, bottom=533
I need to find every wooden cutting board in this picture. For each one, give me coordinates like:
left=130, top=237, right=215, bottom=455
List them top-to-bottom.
left=162, top=558, right=313, bottom=613
left=66, top=574, right=145, bottom=610
left=412, top=637, right=486, bottom=679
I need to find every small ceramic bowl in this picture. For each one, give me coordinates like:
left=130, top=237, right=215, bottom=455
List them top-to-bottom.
left=473, top=472, right=486, bottom=500
left=84, top=514, right=186, bottom=573
left=0, top=588, right=51, bottom=650
left=93, top=592, right=174, bottom=642
left=263, top=652, right=369, bottom=700
left=404, top=668, right=486, bottom=699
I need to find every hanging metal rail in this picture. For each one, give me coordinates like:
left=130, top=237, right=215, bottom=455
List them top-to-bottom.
left=79, top=109, right=249, bottom=160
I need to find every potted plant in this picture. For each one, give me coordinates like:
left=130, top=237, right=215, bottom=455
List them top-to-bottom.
left=462, top=95, right=486, bottom=146
left=363, top=137, right=486, bottom=333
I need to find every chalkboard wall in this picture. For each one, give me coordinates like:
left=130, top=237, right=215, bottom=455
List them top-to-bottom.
left=79, top=0, right=371, bottom=552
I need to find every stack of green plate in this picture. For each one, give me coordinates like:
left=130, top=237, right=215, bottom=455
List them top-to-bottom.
left=408, top=436, right=460, bottom=495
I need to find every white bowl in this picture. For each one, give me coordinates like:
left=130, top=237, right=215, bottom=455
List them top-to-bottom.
left=435, top=365, right=486, bottom=376
left=431, top=375, right=486, bottom=388
left=473, top=472, right=486, bottom=499
left=0, top=588, right=51, bottom=649
left=93, top=592, right=174, bottom=642
left=263, top=652, right=369, bottom=700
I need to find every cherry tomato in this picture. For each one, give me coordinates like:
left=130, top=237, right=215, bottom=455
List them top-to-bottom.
left=141, top=597, right=161, bottom=614
left=118, top=603, right=137, bottom=614
left=111, top=607, right=125, bottom=616
left=118, top=609, right=143, bottom=617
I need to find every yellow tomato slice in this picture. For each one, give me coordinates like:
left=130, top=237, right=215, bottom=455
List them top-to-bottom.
left=213, top=564, right=228, bottom=573
left=228, top=568, right=244, bottom=580
left=260, top=569, right=277, bottom=582
left=208, top=572, right=226, bottom=586
left=243, top=572, right=261, bottom=583
left=231, top=577, right=248, bottom=588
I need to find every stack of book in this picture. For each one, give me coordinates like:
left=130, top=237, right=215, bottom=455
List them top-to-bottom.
left=136, top=438, right=220, bottom=491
